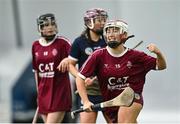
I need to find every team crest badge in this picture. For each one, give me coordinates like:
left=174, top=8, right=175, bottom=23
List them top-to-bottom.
left=85, top=47, right=93, bottom=55
left=52, top=49, right=58, bottom=56
left=127, top=61, right=132, bottom=68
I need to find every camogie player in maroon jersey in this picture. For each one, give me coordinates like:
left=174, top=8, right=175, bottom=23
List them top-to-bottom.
left=32, top=13, right=72, bottom=123
left=76, top=20, right=167, bottom=123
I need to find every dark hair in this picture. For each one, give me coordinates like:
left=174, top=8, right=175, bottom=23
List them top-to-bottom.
left=80, top=27, right=104, bottom=43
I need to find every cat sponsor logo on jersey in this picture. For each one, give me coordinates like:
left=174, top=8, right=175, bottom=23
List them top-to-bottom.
left=38, top=62, right=55, bottom=78
left=107, top=76, right=129, bottom=91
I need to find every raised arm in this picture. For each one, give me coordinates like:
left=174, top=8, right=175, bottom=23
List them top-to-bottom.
left=147, top=43, right=167, bottom=70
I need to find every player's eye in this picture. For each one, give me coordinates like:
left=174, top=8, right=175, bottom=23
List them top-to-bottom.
left=51, top=21, right=56, bottom=26
left=44, top=23, right=49, bottom=26
left=106, top=29, right=111, bottom=34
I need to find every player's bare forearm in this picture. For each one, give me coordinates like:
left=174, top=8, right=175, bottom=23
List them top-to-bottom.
left=156, top=51, right=167, bottom=70
left=67, top=58, right=80, bottom=78
left=69, top=64, right=79, bottom=78
left=34, top=72, right=38, bottom=93
left=76, top=76, right=89, bottom=104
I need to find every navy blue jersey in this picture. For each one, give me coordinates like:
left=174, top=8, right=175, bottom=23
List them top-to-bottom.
left=69, top=35, right=106, bottom=68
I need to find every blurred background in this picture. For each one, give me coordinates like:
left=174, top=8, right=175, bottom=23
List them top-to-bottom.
left=0, top=0, right=179, bottom=123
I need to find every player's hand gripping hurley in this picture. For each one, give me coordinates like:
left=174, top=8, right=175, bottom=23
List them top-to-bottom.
left=71, top=87, right=134, bottom=119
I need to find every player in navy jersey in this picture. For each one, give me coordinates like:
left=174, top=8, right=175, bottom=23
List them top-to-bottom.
left=67, top=8, right=110, bottom=123
left=31, top=13, right=72, bottom=123
left=76, top=20, right=167, bottom=123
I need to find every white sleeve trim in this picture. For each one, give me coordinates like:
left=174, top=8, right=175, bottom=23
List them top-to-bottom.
left=155, top=64, right=158, bottom=70
left=32, top=69, right=37, bottom=73
left=77, top=73, right=86, bottom=80
left=100, top=103, right=104, bottom=108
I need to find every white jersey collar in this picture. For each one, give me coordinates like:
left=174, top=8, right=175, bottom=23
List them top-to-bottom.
left=39, top=35, right=57, bottom=46
left=106, top=46, right=128, bottom=57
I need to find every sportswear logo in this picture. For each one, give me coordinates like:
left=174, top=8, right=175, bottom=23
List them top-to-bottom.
left=44, top=51, right=48, bottom=56
left=104, top=64, right=109, bottom=68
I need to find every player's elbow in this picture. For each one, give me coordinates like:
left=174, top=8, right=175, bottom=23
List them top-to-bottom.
left=157, top=63, right=167, bottom=70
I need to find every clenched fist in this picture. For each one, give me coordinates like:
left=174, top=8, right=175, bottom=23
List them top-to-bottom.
left=147, top=43, right=160, bottom=54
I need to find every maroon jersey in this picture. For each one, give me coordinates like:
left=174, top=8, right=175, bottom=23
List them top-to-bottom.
left=32, top=36, right=72, bottom=114
left=79, top=47, right=156, bottom=102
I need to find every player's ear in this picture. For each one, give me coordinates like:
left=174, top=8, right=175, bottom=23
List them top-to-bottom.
left=123, top=32, right=128, bottom=38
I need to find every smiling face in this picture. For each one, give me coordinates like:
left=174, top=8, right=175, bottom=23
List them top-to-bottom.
left=103, top=20, right=128, bottom=48
left=106, top=27, right=121, bottom=42
left=106, top=27, right=128, bottom=42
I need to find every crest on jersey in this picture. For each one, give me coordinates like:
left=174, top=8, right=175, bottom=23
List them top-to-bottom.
left=85, top=47, right=93, bottom=55
left=52, top=48, right=58, bottom=56
left=126, top=61, right=132, bottom=68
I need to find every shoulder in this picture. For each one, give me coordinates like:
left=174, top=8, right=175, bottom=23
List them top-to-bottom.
left=73, top=35, right=86, bottom=44
left=56, top=36, right=71, bottom=45
left=32, top=39, right=40, bottom=47
left=92, top=47, right=106, bottom=56
left=87, top=48, right=107, bottom=62
left=127, top=48, right=150, bottom=61
left=128, top=48, right=145, bottom=56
